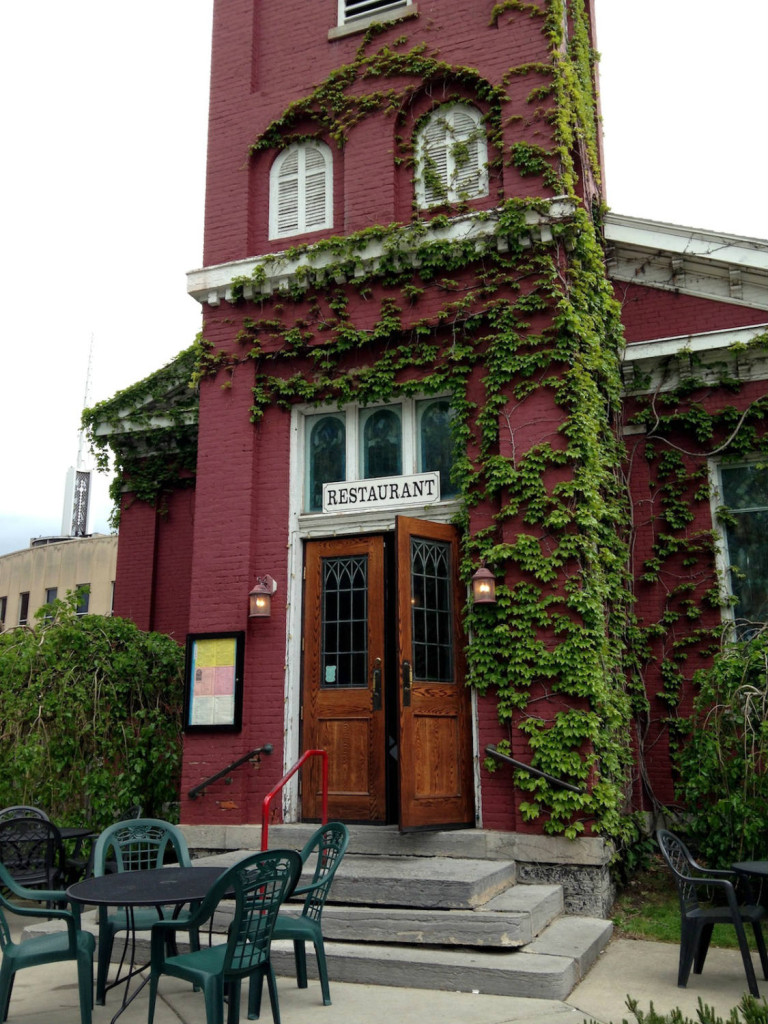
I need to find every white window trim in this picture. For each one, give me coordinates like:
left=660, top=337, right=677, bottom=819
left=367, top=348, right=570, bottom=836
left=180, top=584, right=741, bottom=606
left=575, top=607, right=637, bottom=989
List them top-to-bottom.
left=415, top=103, right=489, bottom=209
left=269, top=141, right=333, bottom=241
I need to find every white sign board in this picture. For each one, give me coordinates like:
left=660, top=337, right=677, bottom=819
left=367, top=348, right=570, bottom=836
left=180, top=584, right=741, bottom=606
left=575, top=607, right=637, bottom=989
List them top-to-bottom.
left=323, top=472, right=440, bottom=514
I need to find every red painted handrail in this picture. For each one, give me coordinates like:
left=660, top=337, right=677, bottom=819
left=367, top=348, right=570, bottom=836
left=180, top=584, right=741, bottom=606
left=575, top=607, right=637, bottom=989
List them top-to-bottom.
left=261, top=749, right=328, bottom=850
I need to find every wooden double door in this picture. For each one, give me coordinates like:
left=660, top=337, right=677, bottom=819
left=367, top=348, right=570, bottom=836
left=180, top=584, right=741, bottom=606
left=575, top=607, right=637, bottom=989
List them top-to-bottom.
left=301, top=517, right=474, bottom=830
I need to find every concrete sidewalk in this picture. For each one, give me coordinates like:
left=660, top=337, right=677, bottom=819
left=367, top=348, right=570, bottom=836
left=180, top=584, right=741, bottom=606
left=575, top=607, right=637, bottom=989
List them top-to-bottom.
left=2, top=927, right=767, bottom=1024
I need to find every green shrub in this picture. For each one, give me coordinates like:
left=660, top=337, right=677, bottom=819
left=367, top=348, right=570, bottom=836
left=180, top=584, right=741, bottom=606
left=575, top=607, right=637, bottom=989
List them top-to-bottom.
left=0, top=591, right=184, bottom=828
left=675, top=626, right=768, bottom=865
left=599, top=995, right=768, bottom=1024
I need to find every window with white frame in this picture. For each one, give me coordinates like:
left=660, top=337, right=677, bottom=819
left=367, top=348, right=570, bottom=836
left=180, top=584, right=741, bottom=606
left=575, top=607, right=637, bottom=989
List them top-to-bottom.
left=340, top=0, right=410, bottom=25
left=415, top=104, right=488, bottom=208
left=269, top=142, right=332, bottom=240
left=303, top=398, right=459, bottom=512
left=716, top=461, right=768, bottom=628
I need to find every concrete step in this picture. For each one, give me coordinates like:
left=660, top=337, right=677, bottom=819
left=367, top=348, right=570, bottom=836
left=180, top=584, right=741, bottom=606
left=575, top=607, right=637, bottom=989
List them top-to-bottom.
left=194, top=851, right=517, bottom=910
left=290, top=884, right=563, bottom=947
left=24, top=904, right=612, bottom=1003
left=268, top=914, right=612, bottom=1001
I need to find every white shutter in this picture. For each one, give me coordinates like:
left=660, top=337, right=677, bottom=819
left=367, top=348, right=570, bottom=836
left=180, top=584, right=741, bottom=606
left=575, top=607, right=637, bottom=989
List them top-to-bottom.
left=343, top=0, right=409, bottom=23
left=418, top=105, right=488, bottom=208
left=450, top=109, right=483, bottom=199
left=422, top=116, right=450, bottom=207
left=271, top=144, right=332, bottom=239
left=304, top=148, right=328, bottom=230
left=277, top=150, right=300, bottom=236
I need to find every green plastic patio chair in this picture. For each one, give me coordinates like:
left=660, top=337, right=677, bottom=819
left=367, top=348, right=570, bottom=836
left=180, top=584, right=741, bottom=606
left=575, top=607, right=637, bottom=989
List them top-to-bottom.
left=91, top=817, right=199, bottom=1005
left=250, top=821, right=349, bottom=1010
left=147, top=848, right=302, bottom=1024
left=0, top=862, right=95, bottom=1024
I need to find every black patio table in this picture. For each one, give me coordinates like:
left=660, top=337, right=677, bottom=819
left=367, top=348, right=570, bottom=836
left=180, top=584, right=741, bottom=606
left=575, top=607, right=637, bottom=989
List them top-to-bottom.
left=733, top=861, right=768, bottom=903
left=68, top=865, right=227, bottom=1023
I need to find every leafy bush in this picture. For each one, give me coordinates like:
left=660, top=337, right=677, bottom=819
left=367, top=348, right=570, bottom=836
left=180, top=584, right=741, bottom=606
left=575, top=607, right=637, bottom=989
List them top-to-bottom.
left=0, top=592, right=184, bottom=828
left=675, top=626, right=768, bottom=865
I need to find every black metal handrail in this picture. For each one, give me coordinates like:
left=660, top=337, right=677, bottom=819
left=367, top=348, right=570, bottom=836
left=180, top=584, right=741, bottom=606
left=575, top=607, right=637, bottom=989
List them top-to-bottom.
left=188, top=744, right=273, bottom=800
left=485, top=744, right=585, bottom=794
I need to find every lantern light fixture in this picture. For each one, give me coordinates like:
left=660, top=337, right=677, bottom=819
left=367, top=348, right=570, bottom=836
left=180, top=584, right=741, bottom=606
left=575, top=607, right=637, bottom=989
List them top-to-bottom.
left=471, top=563, right=497, bottom=605
left=249, top=575, right=277, bottom=618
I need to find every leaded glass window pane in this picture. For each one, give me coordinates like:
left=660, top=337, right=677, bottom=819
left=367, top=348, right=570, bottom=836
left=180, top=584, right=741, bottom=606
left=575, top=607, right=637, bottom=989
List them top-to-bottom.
left=419, top=399, right=458, bottom=498
left=361, top=407, right=402, bottom=479
left=308, top=415, right=346, bottom=512
left=720, top=464, right=768, bottom=628
left=411, top=538, right=453, bottom=681
left=322, top=555, right=368, bottom=688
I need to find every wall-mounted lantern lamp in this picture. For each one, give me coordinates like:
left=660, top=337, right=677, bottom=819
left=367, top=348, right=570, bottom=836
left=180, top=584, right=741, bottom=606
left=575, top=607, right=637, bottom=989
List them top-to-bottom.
left=471, top=563, right=497, bottom=605
left=249, top=575, right=277, bottom=618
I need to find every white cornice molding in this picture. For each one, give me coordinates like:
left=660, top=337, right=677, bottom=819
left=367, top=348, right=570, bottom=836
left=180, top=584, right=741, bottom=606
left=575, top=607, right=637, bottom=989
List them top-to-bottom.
left=186, top=200, right=576, bottom=307
left=605, top=212, right=768, bottom=310
left=622, top=323, right=768, bottom=395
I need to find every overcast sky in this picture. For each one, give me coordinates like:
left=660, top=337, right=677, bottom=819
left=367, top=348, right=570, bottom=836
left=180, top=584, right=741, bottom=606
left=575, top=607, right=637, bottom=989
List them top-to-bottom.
left=0, top=0, right=766, bottom=557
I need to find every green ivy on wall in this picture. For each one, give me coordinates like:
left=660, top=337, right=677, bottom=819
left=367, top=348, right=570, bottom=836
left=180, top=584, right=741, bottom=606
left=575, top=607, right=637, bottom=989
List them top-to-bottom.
left=188, top=0, right=639, bottom=847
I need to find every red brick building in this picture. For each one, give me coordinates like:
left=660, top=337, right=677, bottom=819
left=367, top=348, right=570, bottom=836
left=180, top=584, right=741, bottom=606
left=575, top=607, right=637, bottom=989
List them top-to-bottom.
left=89, top=0, right=768, bottom=845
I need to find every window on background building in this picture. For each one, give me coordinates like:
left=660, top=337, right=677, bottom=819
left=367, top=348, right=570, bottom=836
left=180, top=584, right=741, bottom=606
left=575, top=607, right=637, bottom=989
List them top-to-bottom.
left=340, top=0, right=410, bottom=24
left=415, top=103, right=488, bottom=209
left=269, top=142, right=332, bottom=239
left=303, top=397, right=458, bottom=512
left=718, top=462, right=768, bottom=631
left=76, top=585, right=90, bottom=616
left=45, top=587, right=58, bottom=606
left=18, top=592, right=29, bottom=626
left=0, top=596, right=6, bottom=628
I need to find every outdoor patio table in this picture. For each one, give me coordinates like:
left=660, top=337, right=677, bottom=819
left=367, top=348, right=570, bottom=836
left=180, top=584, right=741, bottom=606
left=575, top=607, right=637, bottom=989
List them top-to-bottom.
left=733, top=862, right=768, bottom=904
left=68, top=865, right=226, bottom=1023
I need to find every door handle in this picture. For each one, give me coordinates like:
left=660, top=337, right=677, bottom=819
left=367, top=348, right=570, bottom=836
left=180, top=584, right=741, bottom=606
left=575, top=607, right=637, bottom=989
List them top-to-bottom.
left=372, top=658, right=382, bottom=711
left=401, top=660, right=412, bottom=707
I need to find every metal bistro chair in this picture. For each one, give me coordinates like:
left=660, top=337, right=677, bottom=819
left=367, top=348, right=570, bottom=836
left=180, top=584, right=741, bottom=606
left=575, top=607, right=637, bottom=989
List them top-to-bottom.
left=0, top=806, right=49, bottom=823
left=0, top=816, right=67, bottom=893
left=91, top=817, right=199, bottom=1005
left=251, top=821, right=349, bottom=1010
left=657, top=828, right=768, bottom=997
left=147, top=849, right=302, bottom=1024
left=0, top=862, right=95, bottom=1024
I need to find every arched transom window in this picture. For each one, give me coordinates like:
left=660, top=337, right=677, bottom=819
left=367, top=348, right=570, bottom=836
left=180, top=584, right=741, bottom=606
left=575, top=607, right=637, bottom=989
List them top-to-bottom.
left=415, top=103, right=488, bottom=209
left=269, top=141, right=333, bottom=239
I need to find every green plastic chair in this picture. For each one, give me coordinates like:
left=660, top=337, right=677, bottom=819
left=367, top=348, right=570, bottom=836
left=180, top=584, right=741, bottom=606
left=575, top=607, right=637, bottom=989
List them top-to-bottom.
left=91, top=817, right=199, bottom=1005
left=251, top=821, right=349, bottom=1010
left=147, top=848, right=302, bottom=1024
left=0, top=862, right=95, bottom=1024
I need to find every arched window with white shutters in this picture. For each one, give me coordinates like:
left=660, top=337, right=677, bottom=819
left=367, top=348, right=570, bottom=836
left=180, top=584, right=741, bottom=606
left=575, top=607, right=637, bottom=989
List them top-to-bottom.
left=415, top=104, right=488, bottom=209
left=269, top=142, right=333, bottom=240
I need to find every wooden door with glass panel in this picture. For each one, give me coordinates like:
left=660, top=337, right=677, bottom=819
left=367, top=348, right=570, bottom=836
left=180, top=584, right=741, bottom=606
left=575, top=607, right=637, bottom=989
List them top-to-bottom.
left=396, top=516, right=473, bottom=830
left=301, top=536, right=386, bottom=821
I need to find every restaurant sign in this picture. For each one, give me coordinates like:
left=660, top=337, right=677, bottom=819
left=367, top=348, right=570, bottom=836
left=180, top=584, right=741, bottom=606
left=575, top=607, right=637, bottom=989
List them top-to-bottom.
left=323, top=472, right=441, bottom=514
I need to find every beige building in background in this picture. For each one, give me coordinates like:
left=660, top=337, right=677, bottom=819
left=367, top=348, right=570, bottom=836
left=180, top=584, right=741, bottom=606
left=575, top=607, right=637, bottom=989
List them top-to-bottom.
left=0, top=534, right=117, bottom=629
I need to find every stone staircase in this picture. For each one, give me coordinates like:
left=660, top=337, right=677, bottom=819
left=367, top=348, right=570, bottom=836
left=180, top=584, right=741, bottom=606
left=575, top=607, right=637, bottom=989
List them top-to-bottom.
left=22, top=824, right=613, bottom=1001
left=184, top=824, right=614, bottom=1001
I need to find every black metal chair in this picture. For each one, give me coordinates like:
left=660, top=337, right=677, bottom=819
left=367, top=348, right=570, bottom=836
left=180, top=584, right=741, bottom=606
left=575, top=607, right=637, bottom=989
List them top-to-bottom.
left=0, top=805, right=49, bottom=822
left=0, top=815, right=67, bottom=892
left=657, top=828, right=768, bottom=997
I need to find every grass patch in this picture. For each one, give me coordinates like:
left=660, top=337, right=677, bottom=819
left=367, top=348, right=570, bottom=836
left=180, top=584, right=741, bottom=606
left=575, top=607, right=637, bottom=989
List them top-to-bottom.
left=612, top=854, right=759, bottom=951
